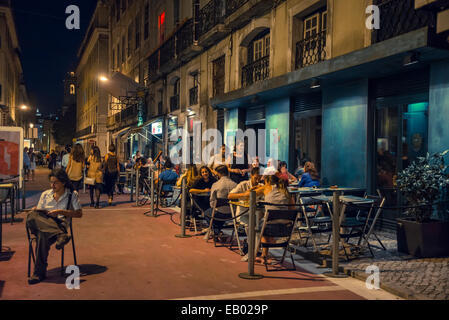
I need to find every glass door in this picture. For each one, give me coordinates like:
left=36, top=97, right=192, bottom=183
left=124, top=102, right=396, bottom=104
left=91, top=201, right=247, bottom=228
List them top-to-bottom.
left=375, top=102, right=429, bottom=209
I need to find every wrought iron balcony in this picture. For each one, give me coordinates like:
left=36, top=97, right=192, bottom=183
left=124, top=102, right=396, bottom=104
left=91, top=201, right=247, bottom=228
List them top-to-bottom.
left=199, top=0, right=226, bottom=37
left=226, top=0, right=250, bottom=16
left=373, top=0, right=437, bottom=43
left=295, top=31, right=327, bottom=69
left=241, top=55, right=270, bottom=88
left=189, top=86, right=199, bottom=106
left=170, top=95, right=180, bottom=112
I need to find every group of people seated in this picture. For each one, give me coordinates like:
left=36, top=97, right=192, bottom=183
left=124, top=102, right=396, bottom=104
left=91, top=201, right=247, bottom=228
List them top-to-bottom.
left=170, top=144, right=321, bottom=264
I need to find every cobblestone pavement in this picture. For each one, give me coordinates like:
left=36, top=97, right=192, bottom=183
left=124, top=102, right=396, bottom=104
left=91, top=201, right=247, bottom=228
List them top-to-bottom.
left=291, top=230, right=449, bottom=300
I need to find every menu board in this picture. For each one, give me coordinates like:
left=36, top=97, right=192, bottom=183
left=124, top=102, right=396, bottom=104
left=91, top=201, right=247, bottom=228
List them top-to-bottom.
left=0, top=127, right=23, bottom=187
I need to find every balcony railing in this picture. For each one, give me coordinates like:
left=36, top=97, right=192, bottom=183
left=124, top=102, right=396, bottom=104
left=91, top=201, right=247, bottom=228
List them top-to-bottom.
left=199, top=0, right=226, bottom=37
left=226, top=0, right=250, bottom=17
left=373, top=0, right=436, bottom=43
left=295, top=31, right=327, bottom=69
left=241, top=55, right=270, bottom=88
left=189, top=86, right=199, bottom=106
left=170, top=95, right=180, bottom=112
left=107, top=105, right=138, bottom=128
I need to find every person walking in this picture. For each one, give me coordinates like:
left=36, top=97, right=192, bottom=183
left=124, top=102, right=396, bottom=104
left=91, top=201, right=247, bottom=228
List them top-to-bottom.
left=65, top=144, right=85, bottom=192
left=104, top=144, right=120, bottom=206
left=61, top=146, right=71, bottom=170
left=86, top=146, right=103, bottom=208
left=23, top=147, right=31, bottom=181
left=28, top=147, right=37, bottom=181
left=48, top=150, right=57, bottom=170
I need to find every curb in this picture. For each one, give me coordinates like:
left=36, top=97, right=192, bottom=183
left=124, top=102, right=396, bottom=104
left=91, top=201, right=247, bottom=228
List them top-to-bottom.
left=290, top=243, right=426, bottom=300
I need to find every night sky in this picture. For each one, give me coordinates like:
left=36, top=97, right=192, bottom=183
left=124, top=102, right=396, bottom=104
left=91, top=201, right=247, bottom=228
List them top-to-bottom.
left=12, top=0, right=98, bottom=115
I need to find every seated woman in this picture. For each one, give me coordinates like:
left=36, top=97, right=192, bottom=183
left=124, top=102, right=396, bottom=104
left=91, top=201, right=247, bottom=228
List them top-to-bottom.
left=277, top=161, right=298, bottom=185
left=298, top=161, right=321, bottom=188
left=176, top=164, right=199, bottom=189
left=189, top=166, right=217, bottom=214
left=26, top=169, right=83, bottom=284
left=239, top=174, right=294, bottom=264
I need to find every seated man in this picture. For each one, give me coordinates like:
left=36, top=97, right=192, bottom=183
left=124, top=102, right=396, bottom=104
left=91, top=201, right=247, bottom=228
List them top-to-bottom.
left=204, top=165, right=237, bottom=237
left=228, top=167, right=263, bottom=230
left=26, top=169, right=83, bottom=285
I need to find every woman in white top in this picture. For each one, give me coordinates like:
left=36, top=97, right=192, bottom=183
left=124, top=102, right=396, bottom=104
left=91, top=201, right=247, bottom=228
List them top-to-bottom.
left=28, top=147, right=37, bottom=181
left=26, top=168, right=83, bottom=284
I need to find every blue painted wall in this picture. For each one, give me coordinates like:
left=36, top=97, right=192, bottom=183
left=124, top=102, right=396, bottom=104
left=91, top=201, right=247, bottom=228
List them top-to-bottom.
left=429, top=59, right=449, bottom=155
left=322, top=79, right=369, bottom=188
left=265, top=97, right=291, bottom=166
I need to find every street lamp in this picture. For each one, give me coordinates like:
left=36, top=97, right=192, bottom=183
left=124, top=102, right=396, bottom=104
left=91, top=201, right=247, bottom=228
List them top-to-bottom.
left=99, top=75, right=109, bottom=82
left=21, top=104, right=29, bottom=110
left=29, top=123, right=34, bottom=128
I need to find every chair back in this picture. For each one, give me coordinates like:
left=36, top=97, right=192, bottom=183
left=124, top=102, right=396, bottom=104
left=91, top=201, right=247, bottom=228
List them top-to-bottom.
left=0, top=188, right=9, bottom=203
left=261, top=209, right=299, bottom=242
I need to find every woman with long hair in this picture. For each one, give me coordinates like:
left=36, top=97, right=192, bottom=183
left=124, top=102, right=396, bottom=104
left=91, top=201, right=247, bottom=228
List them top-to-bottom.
left=66, top=143, right=85, bottom=192
left=104, top=144, right=120, bottom=206
left=86, top=146, right=103, bottom=208
left=28, top=147, right=37, bottom=181
left=277, top=161, right=298, bottom=185
left=298, top=161, right=320, bottom=188
left=176, top=164, right=199, bottom=189
left=189, top=166, right=217, bottom=212
left=239, top=173, right=294, bottom=264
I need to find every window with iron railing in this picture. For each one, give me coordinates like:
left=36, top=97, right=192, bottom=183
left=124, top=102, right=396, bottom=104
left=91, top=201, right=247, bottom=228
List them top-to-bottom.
left=373, top=0, right=436, bottom=44
left=295, top=9, right=327, bottom=69
left=213, top=55, right=225, bottom=97
left=241, top=55, right=270, bottom=88
left=189, top=86, right=198, bottom=106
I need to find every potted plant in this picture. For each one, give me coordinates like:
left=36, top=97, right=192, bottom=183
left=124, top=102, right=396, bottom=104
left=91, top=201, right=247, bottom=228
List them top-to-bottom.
left=395, top=150, right=449, bottom=257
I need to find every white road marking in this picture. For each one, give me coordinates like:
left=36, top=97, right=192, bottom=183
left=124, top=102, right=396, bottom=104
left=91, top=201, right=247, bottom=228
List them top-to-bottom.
left=173, top=285, right=346, bottom=300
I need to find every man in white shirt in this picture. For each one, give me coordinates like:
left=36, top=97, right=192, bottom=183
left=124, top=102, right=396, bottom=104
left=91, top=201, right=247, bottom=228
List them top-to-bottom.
left=208, top=144, right=229, bottom=173
left=61, top=147, right=71, bottom=170
left=205, top=165, right=237, bottom=236
left=26, top=169, right=83, bottom=284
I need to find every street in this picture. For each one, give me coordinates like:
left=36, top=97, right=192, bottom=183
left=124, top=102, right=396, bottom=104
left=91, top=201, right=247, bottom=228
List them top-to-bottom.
left=0, top=168, right=400, bottom=300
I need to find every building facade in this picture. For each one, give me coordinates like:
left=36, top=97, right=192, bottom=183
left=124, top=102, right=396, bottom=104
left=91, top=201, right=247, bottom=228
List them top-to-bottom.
left=0, top=0, right=28, bottom=127
left=94, top=0, right=449, bottom=227
left=75, top=2, right=110, bottom=156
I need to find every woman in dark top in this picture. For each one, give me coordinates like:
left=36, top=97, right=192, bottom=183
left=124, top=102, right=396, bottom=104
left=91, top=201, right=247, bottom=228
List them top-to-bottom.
left=228, top=141, right=251, bottom=184
left=190, top=166, right=217, bottom=212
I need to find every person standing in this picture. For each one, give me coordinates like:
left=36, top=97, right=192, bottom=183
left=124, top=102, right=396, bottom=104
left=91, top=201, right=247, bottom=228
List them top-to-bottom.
left=228, top=141, right=251, bottom=184
left=66, top=144, right=85, bottom=192
left=104, top=144, right=120, bottom=206
left=208, top=144, right=229, bottom=174
left=61, top=146, right=71, bottom=170
left=86, top=146, right=103, bottom=208
left=23, top=147, right=31, bottom=181
left=28, top=147, right=37, bottom=181
left=48, top=150, right=57, bottom=170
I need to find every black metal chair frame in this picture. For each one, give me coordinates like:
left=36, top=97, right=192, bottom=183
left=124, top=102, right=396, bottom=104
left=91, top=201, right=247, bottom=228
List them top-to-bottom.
left=188, top=192, right=209, bottom=234
left=205, top=197, right=235, bottom=248
left=256, top=209, right=300, bottom=272
left=26, top=218, right=77, bottom=277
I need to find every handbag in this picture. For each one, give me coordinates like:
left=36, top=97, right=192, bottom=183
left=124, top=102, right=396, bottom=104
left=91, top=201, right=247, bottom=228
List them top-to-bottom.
left=84, top=177, right=95, bottom=185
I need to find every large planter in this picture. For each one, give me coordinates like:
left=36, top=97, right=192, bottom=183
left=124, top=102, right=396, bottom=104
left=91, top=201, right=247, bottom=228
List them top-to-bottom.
left=397, top=218, right=449, bottom=258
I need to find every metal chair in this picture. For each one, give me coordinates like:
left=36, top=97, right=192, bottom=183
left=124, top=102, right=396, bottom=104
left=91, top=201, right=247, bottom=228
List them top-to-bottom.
left=188, top=192, right=209, bottom=234
left=339, top=195, right=386, bottom=260
left=205, top=196, right=234, bottom=247
left=256, top=209, right=300, bottom=271
left=27, top=218, right=78, bottom=277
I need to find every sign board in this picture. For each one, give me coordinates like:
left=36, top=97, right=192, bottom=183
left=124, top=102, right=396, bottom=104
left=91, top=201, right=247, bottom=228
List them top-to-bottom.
left=151, top=121, right=163, bottom=135
left=0, top=127, right=24, bottom=187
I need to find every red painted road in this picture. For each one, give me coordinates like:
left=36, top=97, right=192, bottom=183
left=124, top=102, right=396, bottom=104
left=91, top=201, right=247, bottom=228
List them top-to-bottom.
left=0, top=169, right=365, bottom=300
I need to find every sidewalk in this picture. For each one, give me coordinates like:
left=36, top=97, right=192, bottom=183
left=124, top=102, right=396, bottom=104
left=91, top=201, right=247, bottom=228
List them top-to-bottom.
left=0, top=168, right=399, bottom=300
left=290, top=230, right=449, bottom=300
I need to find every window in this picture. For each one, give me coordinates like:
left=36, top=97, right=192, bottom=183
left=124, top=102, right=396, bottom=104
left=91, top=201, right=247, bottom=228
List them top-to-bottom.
left=116, top=0, right=120, bottom=21
left=144, top=3, right=149, bottom=40
left=303, top=10, right=327, bottom=39
left=158, top=11, right=166, bottom=44
left=135, top=14, right=141, bottom=49
left=128, top=24, right=133, bottom=57
left=253, top=34, right=270, bottom=61
left=122, top=36, right=126, bottom=63
left=117, top=43, right=121, bottom=67
left=213, top=56, right=225, bottom=97
left=70, top=84, right=76, bottom=95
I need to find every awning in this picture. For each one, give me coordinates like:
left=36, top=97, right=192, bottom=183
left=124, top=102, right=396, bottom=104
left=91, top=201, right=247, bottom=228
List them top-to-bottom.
left=99, top=72, right=147, bottom=99
left=111, top=126, right=131, bottom=140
